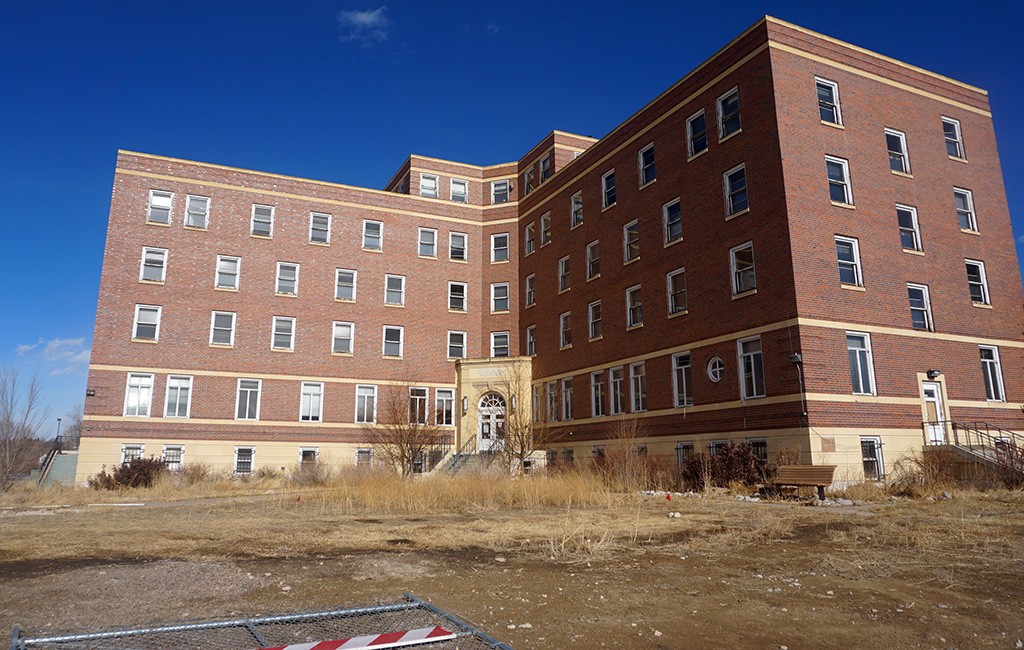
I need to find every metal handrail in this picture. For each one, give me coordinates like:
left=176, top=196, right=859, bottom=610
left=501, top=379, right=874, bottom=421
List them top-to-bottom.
left=922, top=420, right=1024, bottom=453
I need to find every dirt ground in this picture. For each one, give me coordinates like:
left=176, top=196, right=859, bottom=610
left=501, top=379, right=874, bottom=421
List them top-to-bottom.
left=2, top=491, right=1024, bottom=649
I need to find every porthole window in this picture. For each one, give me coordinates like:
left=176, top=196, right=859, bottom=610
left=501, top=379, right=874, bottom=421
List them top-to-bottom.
left=707, top=357, right=725, bottom=382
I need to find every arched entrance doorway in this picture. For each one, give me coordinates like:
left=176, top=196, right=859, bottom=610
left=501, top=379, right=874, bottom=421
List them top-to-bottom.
left=478, top=392, right=506, bottom=453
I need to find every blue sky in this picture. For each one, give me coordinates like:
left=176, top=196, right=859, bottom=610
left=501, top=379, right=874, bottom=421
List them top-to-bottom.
left=1, top=1, right=1021, bottom=430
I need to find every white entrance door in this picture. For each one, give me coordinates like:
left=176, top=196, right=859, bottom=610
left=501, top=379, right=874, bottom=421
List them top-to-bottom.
left=922, top=382, right=946, bottom=443
left=478, top=392, right=507, bottom=453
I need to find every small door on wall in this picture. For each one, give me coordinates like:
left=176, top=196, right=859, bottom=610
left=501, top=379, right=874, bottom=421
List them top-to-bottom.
left=922, top=381, right=946, bottom=444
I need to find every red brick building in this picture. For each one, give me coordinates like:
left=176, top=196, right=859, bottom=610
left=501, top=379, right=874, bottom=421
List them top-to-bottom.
left=78, top=17, right=1022, bottom=482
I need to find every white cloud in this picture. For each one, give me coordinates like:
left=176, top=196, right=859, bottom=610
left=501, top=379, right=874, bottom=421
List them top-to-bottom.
left=338, top=6, right=390, bottom=46
left=485, top=22, right=499, bottom=34
left=1018, top=233, right=1024, bottom=244
left=15, top=337, right=90, bottom=376
left=15, top=339, right=43, bottom=356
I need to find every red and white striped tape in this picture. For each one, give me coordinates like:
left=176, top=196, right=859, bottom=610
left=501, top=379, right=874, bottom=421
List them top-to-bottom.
left=257, top=625, right=456, bottom=650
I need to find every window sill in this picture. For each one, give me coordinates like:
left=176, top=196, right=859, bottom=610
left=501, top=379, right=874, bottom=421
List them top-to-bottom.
left=821, top=120, right=845, bottom=130
left=719, top=129, right=742, bottom=144
left=686, top=149, right=708, bottom=163
left=949, top=155, right=968, bottom=164
left=891, top=170, right=913, bottom=179
left=639, top=178, right=656, bottom=191
left=830, top=201, right=856, bottom=210
left=601, top=202, right=617, bottom=213
left=725, top=207, right=750, bottom=221
left=569, top=218, right=585, bottom=230
left=146, top=221, right=171, bottom=227
left=183, top=225, right=208, bottom=232
left=960, top=228, right=980, bottom=236
left=250, top=234, right=273, bottom=240
left=664, top=237, right=683, bottom=249
left=309, top=240, right=330, bottom=246
left=540, top=241, right=551, bottom=248
left=362, top=247, right=383, bottom=253
left=902, top=248, right=925, bottom=256
left=524, top=250, right=535, bottom=257
left=417, top=255, right=438, bottom=261
left=624, top=257, right=640, bottom=266
left=449, top=258, right=468, bottom=264
left=490, top=259, right=511, bottom=265
left=587, top=273, right=601, bottom=282
left=138, top=279, right=165, bottom=286
left=839, top=283, right=866, bottom=292
left=215, top=286, right=239, bottom=292
left=558, top=288, right=570, bottom=295
left=732, top=289, right=757, bottom=300
left=274, top=292, right=298, bottom=298
left=334, top=298, right=355, bottom=303
left=971, top=302, right=993, bottom=310
left=384, top=303, right=405, bottom=308
left=525, top=303, right=534, bottom=309
left=448, top=308, right=467, bottom=314
left=668, top=309, right=688, bottom=319
left=491, top=310, right=510, bottom=315
left=626, top=323, right=644, bottom=331
left=589, top=335, right=603, bottom=343
left=131, top=338, right=158, bottom=344
left=209, top=343, right=234, bottom=349
left=559, top=344, right=573, bottom=351
left=271, top=348, right=294, bottom=353
left=331, top=352, right=353, bottom=357
left=382, top=355, right=403, bottom=360
left=740, top=394, right=766, bottom=401
left=674, top=402, right=695, bottom=409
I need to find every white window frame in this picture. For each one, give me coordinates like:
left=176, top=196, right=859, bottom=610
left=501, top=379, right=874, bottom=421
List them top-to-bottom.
left=815, top=77, right=842, bottom=126
left=717, top=86, right=741, bottom=139
left=686, top=109, right=708, bottom=158
left=942, top=117, right=965, bottom=159
left=885, top=128, right=911, bottom=174
left=638, top=143, right=656, bottom=186
left=539, top=154, right=552, bottom=182
left=825, top=156, right=853, bottom=205
left=723, top=163, right=748, bottom=216
left=523, top=168, right=535, bottom=195
left=601, top=169, right=616, bottom=208
left=420, top=173, right=439, bottom=198
left=450, top=178, right=468, bottom=203
left=491, top=180, right=510, bottom=204
left=954, top=187, right=977, bottom=232
left=147, top=190, right=172, bottom=224
left=570, top=192, right=583, bottom=228
left=182, top=195, right=209, bottom=229
left=663, top=198, right=682, bottom=244
left=251, top=204, right=274, bottom=237
left=897, top=204, right=922, bottom=252
left=309, top=212, right=331, bottom=244
left=540, top=212, right=552, bottom=246
left=623, top=219, right=640, bottom=263
left=362, top=220, right=383, bottom=251
left=524, top=222, right=535, bottom=255
left=418, top=227, right=438, bottom=258
left=449, top=232, right=467, bottom=261
left=491, top=233, right=509, bottom=262
left=835, top=236, right=863, bottom=287
left=586, top=240, right=600, bottom=279
left=730, top=241, right=756, bottom=295
left=139, top=247, right=167, bottom=282
left=215, top=255, right=240, bottom=290
left=558, top=256, right=570, bottom=292
left=965, top=259, right=990, bottom=305
left=275, top=262, right=299, bottom=296
left=667, top=267, right=687, bottom=315
left=335, top=268, right=357, bottom=301
left=384, top=274, right=406, bottom=306
left=524, top=274, right=535, bottom=307
left=448, top=281, right=468, bottom=312
left=491, top=282, right=509, bottom=312
left=907, top=283, right=933, bottom=331
left=626, top=284, right=643, bottom=328
left=588, top=300, right=602, bottom=340
left=133, top=304, right=162, bottom=341
left=210, top=311, right=236, bottom=346
left=559, top=311, right=572, bottom=349
left=271, top=316, right=296, bottom=351
left=332, top=321, right=354, bottom=355
left=382, top=325, right=404, bottom=358
left=525, top=325, right=536, bottom=356
left=448, top=330, right=467, bottom=359
left=490, top=331, right=510, bottom=358
left=846, top=332, right=877, bottom=396
left=738, top=336, right=766, bottom=399
left=980, top=346, right=1005, bottom=402
left=672, top=353, right=693, bottom=407
left=629, top=362, right=647, bottom=413
left=609, top=366, right=625, bottom=415
left=590, top=371, right=606, bottom=417
left=123, top=373, right=154, bottom=417
left=164, top=375, right=193, bottom=418
left=561, top=377, right=573, bottom=420
left=235, top=378, right=262, bottom=421
left=300, top=381, right=324, bottom=422
left=545, top=381, right=558, bottom=422
left=355, top=384, right=377, bottom=424
left=435, top=388, right=455, bottom=426
left=861, top=436, right=884, bottom=480
left=121, top=444, right=145, bottom=463
left=162, top=445, right=185, bottom=471
left=234, top=446, right=255, bottom=474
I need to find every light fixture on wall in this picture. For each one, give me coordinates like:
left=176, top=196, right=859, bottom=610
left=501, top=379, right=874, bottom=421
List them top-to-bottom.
left=927, top=369, right=942, bottom=379
left=510, top=395, right=517, bottom=412
left=462, top=397, right=468, bottom=415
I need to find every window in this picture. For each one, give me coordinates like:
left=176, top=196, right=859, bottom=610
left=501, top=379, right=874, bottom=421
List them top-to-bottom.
left=816, top=78, right=842, bottom=125
left=717, top=87, right=741, bottom=138
left=686, top=109, right=708, bottom=157
left=943, top=117, right=965, bottom=159
left=886, top=129, right=911, bottom=174
left=638, top=143, right=656, bottom=185
left=540, top=155, right=552, bottom=182
left=826, top=156, right=853, bottom=205
left=724, top=164, right=748, bottom=215
left=524, top=168, right=535, bottom=195
left=602, top=170, right=616, bottom=208
left=420, top=174, right=438, bottom=198
left=450, top=178, right=468, bottom=203
left=491, top=180, right=510, bottom=204
left=954, top=188, right=977, bottom=231
left=147, top=190, right=172, bottom=224
left=571, top=192, right=583, bottom=228
left=181, top=195, right=210, bottom=229
left=663, top=199, right=682, bottom=244
left=251, top=204, right=274, bottom=237
left=897, top=204, right=922, bottom=251
left=310, top=212, right=331, bottom=244
left=540, top=213, right=552, bottom=246
left=363, top=220, right=383, bottom=250
left=623, top=220, right=640, bottom=262
left=524, top=223, right=535, bottom=254
left=418, top=228, right=437, bottom=257
left=446, top=232, right=466, bottom=261
left=491, top=233, right=509, bottom=262
left=835, top=236, right=863, bottom=286
left=586, top=241, right=600, bottom=279
left=730, top=242, right=756, bottom=294
left=140, top=247, right=167, bottom=282
left=215, top=256, right=240, bottom=290
left=558, top=256, right=570, bottom=291
left=966, top=260, right=990, bottom=305
left=276, top=262, right=298, bottom=295
left=667, top=268, right=687, bottom=314
left=335, top=269, right=357, bottom=301
left=385, top=274, right=405, bottom=306
left=525, top=274, right=535, bottom=307
left=448, top=282, right=467, bottom=311
left=491, top=282, right=509, bottom=312
left=907, top=283, right=933, bottom=331
left=626, top=285, right=643, bottom=328
left=588, top=300, right=602, bottom=340
left=133, top=305, right=161, bottom=341
left=210, top=311, right=235, bottom=346
left=560, top=312, right=572, bottom=348
left=272, top=316, right=295, bottom=351
left=332, top=321, right=354, bottom=354
left=382, top=325, right=404, bottom=357
left=525, top=325, right=536, bottom=356
left=447, top=331, right=466, bottom=358
left=491, top=332, right=510, bottom=357
left=847, top=332, right=876, bottom=396
left=738, top=336, right=765, bottom=399
left=980, top=346, right=1005, bottom=402
left=673, top=353, right=693, bottom=407
left=707, top=357, right=725, bottom=382
left=629, top=362, right=647, bottom=412
left=609, top=367, right=625, bottom=415
left=590, top=372, right=606, bottom=417
left=124, top=373, right=154, bottom=417
left=164, top=375, right=192, bottom=418
left=561, top=378, right=573, bottom=420
left=236, top=379, right=261, bottom=420
left=545, top=381, right=558, bottom=422
left=300, top=382, right=323, bottom=422
left=355, top=385, right=377, bottom=424
left=409, top=387, right=428, bottom=425
left=436, top=389, right=455, bottom=426
left=861, top=437, right=884, bottom=480
left=748, top=438, right=768, bottom=463
left=676, top=443, right=695, bottom=469
left=121, top=444, right=144, bottom=463
left=163, top=446, right=184, bottom=472
left=234, top=447, right=254, bottom=474
left=300, top=448, right=318, bottom=467
left=356, top=448, right=374, bottom=467
left=561, top=448, right=574, bottom=464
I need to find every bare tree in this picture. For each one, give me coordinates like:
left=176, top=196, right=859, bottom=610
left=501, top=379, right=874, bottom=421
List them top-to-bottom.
left=495, top=361, right=553, bottom=475
left=0, top=368, right=51, bottom=491
left=368, top=384, right=448, bottom=478
left=62, top=404, right=83, bottom=441
left=599, top=416, right=650, bottom=491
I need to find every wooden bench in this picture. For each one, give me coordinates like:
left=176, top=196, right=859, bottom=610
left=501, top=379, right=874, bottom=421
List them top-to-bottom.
left=771, top=465, right=837, bottom=500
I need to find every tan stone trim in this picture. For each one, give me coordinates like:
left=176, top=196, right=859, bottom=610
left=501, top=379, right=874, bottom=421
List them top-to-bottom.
left=768, top=42, right=991, bottom=117
left=520, top=143, right=592, bottom=178
left=408, top=154, right=517, bottom=172
left=408, top=165, right=516, bottom=183
left=117, top=168, right=520, bottom=227
left=795, top=317, right=1024, bottom=349
left=87, top=363, right=456, bottom=388
left=803, top=392, right=920, bottom=406
left=947, top=399, right=1024, bottom=410
left=83, top=414, right=366, bottom=428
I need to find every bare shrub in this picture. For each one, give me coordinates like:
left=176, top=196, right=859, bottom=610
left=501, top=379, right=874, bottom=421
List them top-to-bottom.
left=495, top=361, right=553, bottom=475
left=0, top=368, right=51, bottom=491
left=369, top=384, right=447, bottom=478
left=680, top=443, right=771, bottom=492
left=993, top=443, right=1024, bottom=489
left=886, top=449, right=958, bottom=497
left=88, top=457, right=167, bottom=490
left=288, top=462, right=333, bottom=487
left=179, top=463, right=212, bottom=486
left=252, top=466, right=281, bottom=481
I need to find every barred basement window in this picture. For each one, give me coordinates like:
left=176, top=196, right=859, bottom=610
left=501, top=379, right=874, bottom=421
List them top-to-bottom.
left=235, top=447, right=254, bottom=474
